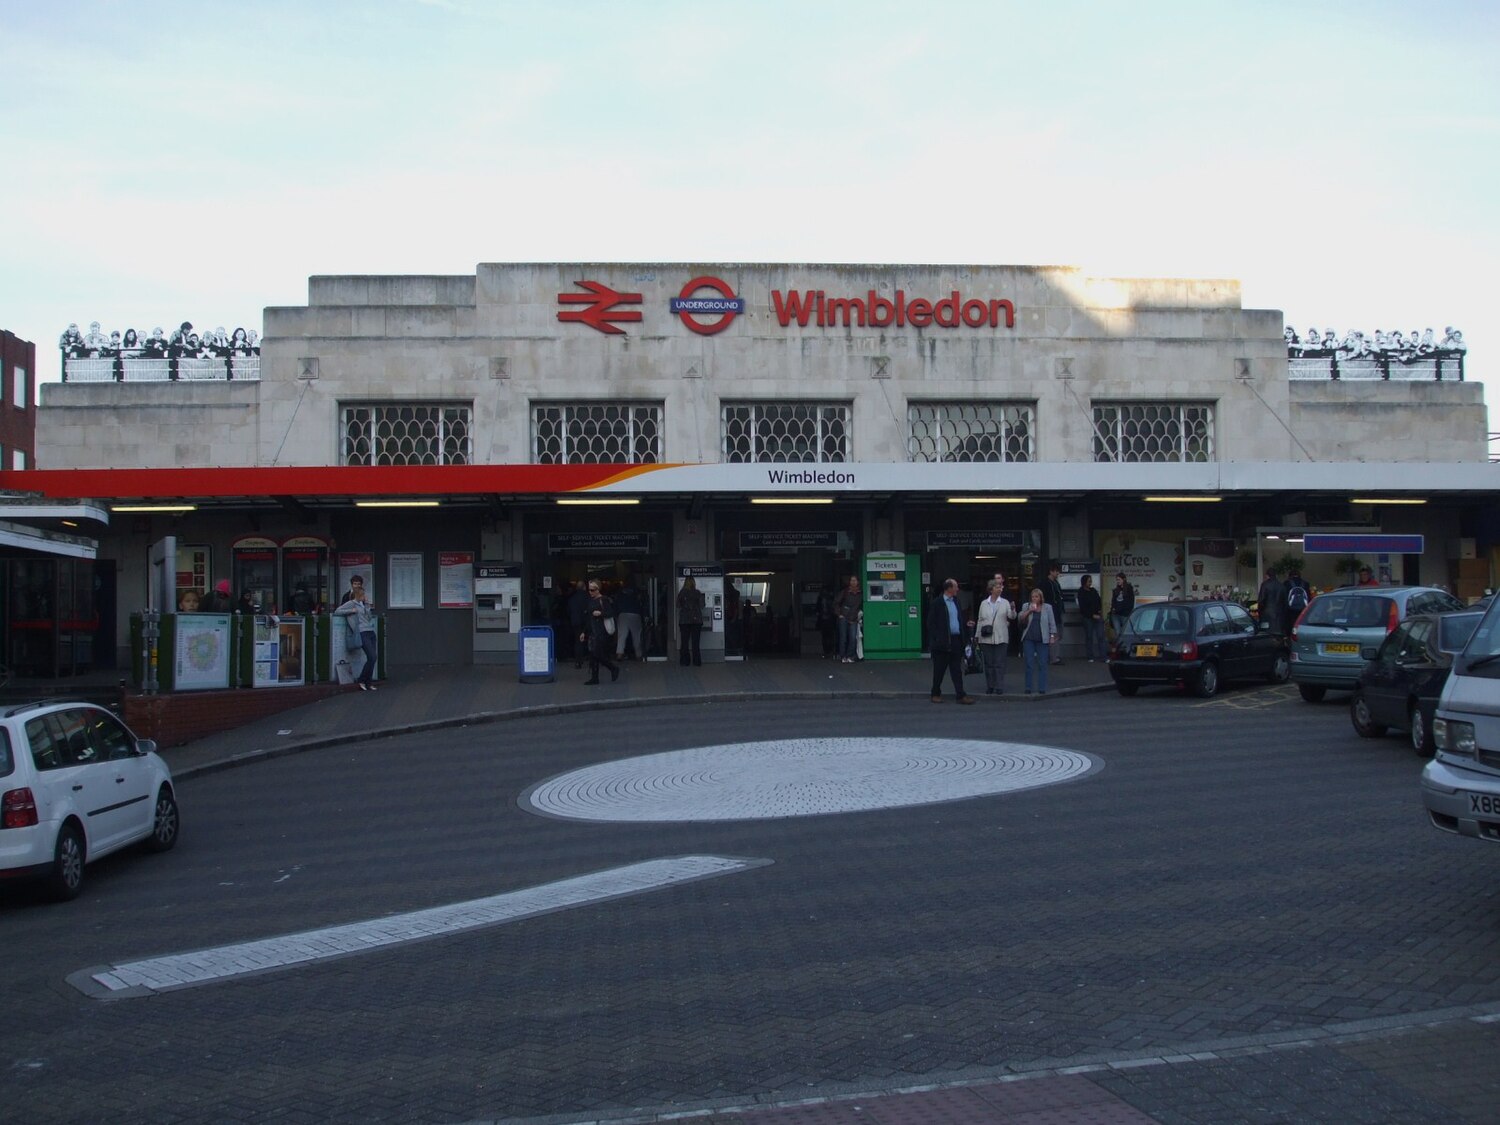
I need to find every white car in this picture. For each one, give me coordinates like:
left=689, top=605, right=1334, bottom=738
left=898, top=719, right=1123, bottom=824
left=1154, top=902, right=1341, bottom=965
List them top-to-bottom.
left=1421, top=597, right=1500, bottom=843
left=0, top=702, right=178, bottom=900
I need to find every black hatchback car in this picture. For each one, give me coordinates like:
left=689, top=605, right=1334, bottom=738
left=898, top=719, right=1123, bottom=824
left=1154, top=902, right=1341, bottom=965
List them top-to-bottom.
left=1110, top=600, right=1290, bottom=698
left=1350, top=610, right=1485, bottom=755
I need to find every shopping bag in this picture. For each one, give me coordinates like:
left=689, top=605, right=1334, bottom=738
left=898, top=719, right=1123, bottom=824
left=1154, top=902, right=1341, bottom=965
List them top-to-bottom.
left=604, top=617, right=616, bottom=636
left=335, top=660, right=355, bottom=685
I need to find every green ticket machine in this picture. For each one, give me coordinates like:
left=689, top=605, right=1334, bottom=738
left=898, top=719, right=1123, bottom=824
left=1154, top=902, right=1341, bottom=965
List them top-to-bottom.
left=862, top=551, right=922, bottom=659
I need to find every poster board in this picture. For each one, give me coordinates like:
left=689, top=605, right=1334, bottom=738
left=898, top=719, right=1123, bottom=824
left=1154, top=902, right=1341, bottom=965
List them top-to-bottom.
left=439, top=551, right=474, bottom=608
left=388, top=552, right=424, bottom=608
left=173, top=613, right=231, bottom=690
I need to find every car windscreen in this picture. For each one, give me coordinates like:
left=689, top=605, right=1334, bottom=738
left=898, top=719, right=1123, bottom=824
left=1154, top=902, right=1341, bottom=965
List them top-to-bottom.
left=1303, top=594, right=1392, bottom=629
left=1457, top=599, right=1500, bottom=678
left=1127, top=605, right=1191, bottom=635
left=1438, top=613, right=1483, bottom=653
left=0, top=727, right=11, bottom=777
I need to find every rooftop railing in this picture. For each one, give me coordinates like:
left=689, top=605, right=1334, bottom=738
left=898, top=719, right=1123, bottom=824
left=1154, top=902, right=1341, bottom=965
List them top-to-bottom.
left=62, top=354, right=259, bottom=383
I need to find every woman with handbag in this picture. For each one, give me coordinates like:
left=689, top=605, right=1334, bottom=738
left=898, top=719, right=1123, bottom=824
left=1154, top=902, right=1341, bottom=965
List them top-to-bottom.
left=975, top=578, right=1015, bottom=696
left=580, top=580, right=620, bottom=685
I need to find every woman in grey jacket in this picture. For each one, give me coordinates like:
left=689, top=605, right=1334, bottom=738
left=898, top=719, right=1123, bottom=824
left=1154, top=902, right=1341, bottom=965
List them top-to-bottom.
left=333, top=578, right=379, bottom=690
left=1017, top=588, right=1058, bottom=695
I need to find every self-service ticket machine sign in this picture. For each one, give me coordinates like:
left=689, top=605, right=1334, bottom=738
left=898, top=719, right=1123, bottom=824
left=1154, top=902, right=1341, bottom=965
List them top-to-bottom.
left=862, top=551, right=922, bottom=659
left=474, top=562, right=522, bottom=664
left=677, top=563, right=725, bottom=663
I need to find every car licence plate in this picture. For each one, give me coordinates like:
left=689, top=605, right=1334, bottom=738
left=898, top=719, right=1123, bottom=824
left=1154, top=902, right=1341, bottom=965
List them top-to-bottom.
left=1323, top=642, right=1360, bottom=654
left=1133, top=644, right=1160, bottom=658
left=1470, top=793, right=1500, bottom=818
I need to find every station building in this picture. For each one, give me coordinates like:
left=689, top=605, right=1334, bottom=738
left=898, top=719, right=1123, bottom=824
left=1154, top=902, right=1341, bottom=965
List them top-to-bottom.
left=2, top=262, right=1497, bottom=677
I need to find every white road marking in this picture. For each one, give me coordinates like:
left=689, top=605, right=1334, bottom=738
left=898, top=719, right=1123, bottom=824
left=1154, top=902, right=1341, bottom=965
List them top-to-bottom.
left=524, top=738, right=1099, bottom=823
left=70, top=855, right=764, bottom=1000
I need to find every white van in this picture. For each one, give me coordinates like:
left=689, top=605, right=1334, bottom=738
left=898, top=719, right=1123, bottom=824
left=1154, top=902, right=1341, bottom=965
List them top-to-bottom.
left=1420, top=596, right=1500, bottom=842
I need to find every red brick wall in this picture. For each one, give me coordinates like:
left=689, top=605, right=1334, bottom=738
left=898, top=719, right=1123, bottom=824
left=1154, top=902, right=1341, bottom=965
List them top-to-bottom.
left=0, top=329, right=36, bottom=466
left=123, top=683, right=345, bottom=747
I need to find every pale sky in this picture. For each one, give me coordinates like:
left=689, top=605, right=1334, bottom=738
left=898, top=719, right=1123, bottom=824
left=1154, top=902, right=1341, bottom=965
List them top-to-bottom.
left=3, top=0, right=1496, bottom=432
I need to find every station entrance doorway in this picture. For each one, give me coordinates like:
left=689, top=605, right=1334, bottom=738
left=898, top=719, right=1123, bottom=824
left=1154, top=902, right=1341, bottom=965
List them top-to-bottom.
left=529, top=529, right=671, bottom=662
left=918, top=529, right=1043, bottom=653
left=719, top=538, right=858, bottom=658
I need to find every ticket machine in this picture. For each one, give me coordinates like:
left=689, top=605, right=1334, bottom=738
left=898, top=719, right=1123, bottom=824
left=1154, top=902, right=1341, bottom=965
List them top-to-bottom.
left=861, top=551, right=922, bottom=659
left=473, top=562, right=522, bottom=664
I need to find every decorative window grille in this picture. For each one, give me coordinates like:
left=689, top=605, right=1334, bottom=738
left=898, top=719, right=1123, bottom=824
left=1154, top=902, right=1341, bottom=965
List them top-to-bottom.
left=722, top=402, right=849, bottom=463
left=907, top=402, right=1034, bottom=462
left=1092, top=402, right=1215, bottom=463
left=532, top=403, right=662, bottom=463
left=341, top=404, right=472, bottom=466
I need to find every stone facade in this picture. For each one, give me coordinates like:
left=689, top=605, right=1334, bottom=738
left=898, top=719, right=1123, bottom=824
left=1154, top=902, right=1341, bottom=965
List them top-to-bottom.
left=37, top=263, right=1484, bottom=471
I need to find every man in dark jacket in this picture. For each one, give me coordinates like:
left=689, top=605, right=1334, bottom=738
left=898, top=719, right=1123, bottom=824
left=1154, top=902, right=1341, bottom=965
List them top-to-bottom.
left=1041, top=563, right=1066, bottom=664
left=1256, top=568, right=1284, bottom=634
left=1109, top=572, right=1135, bottom=640
left=1075, top=574, right=1105, bottom=660
left=927, top=578, right=976, bottom=704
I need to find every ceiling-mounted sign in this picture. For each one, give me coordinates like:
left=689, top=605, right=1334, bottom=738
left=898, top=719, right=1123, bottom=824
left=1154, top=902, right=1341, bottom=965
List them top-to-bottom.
left=927, top=530, right=1028, bottom=549
left=739, top=531, right=841, bottom=551
left=547, top=532, right=651, bottom=553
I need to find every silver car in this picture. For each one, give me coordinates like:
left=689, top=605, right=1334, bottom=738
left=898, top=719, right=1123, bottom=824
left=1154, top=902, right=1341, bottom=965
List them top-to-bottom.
left=1290, top=585, right=1465, bottom=702
left=1421, top=598, right=1500, bottom=843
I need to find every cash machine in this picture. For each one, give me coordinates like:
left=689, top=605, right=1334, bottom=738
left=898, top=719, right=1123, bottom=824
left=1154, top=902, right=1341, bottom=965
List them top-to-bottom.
left=861, top=551, right=922, bottom=659
left=473, top=562, right=522, bottom=664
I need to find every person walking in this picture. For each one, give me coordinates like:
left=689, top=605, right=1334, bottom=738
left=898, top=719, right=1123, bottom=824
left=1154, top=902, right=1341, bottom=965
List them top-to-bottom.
left=1042, top=563, right=1066, bottom=664
left=1255, top=568, right=1283, bottom=634
left=1109, top=572, right=1135, bottom=641
left=1076, top=574, right=1106, bottom=661
left=614, top=575, right=646, bottom=661
left=676, top=575, right=705, bottom=666
left=333, top=576, right=380, bottom=691
left=833, top=576, right=862, bottom=664
left=927, top=578, right=976, bottom=704
left=974, top=578, right=1015, bottom=696
left=580, top=580, right=620, bottom=684
left=1018, top=587, right=1059, bottom=695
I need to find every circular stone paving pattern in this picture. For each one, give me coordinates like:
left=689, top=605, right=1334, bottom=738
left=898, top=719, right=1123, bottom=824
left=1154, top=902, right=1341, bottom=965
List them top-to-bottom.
left=523, top=738, right=1099, bottom=823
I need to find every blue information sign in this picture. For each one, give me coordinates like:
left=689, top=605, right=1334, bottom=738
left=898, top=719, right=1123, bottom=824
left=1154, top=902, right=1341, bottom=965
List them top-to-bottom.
left=1303, top=534, right=1424, bottom=554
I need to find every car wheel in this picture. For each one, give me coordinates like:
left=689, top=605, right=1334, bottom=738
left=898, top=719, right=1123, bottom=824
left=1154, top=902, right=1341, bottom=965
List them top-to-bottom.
left=1268, top=651, right=1290, bottom=683
left=1192, top=661, right=1219, bottom=698
left=1115, top=681, right=1139, bottom=697
left=1298, top=683, right=1326, bottom=703
left=1350, top=691, right=1387, bottom=738
left=1409, top=704, right=1434, bottom=757
left=145, top=786, right=179, bottom=853
left=48, top=823, right=85, bottom=902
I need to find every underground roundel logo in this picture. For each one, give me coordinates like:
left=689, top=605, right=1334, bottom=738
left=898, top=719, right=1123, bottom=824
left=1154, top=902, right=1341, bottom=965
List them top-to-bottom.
left=669, top=276, right=744, bottom=336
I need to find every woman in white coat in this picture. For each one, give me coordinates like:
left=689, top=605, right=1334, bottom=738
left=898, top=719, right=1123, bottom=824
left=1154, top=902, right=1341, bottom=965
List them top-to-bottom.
left=974, top=578, right=1015, bottom=696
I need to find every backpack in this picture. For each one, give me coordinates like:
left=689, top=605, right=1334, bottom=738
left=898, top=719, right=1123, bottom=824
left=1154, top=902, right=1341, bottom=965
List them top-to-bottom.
left=1286, top=583, right=1309, bottom=615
